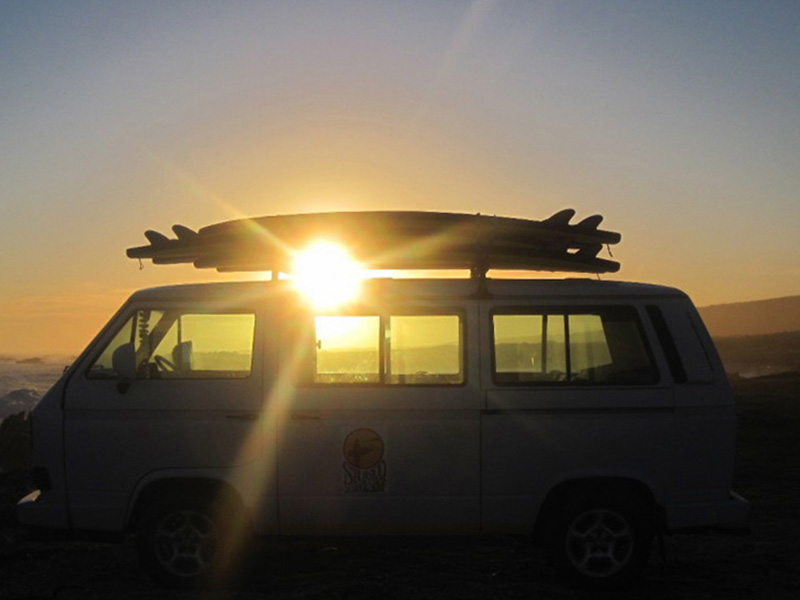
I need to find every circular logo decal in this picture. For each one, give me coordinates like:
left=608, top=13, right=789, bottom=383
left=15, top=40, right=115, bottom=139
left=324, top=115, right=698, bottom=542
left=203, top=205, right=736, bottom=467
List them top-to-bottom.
left=342, top=428, right=384, bottom=470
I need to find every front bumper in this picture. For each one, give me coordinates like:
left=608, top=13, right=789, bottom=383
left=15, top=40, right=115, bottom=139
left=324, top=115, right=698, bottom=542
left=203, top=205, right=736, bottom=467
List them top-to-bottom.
left=16, top=489, right=70, bottom=530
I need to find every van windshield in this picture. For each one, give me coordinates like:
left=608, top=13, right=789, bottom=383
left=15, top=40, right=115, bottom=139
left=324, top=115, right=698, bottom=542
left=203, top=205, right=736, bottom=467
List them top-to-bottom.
left=87, top=309, right=255, bottom=379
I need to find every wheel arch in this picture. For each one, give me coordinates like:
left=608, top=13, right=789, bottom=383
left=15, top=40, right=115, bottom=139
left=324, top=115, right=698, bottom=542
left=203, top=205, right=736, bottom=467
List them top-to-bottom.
left=126, top=475, right=248, bottom=532
left=532, top=476, right=664, bottom=543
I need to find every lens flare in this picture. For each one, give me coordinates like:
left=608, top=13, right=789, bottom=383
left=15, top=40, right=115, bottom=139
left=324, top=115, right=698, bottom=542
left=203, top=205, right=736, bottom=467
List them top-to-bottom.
left=293, top=242, right=363, bottom=309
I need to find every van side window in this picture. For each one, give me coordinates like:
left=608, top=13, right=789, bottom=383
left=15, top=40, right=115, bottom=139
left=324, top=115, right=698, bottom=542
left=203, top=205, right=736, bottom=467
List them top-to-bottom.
left=492, top=307, right=657, bottom=385
left=87, top=309, right=255, bottom=379
left=311, top=313, right=464, bottom=385
left=386, top=315, right=462, bottom=384
left=314, top=316, right=380, bottom=383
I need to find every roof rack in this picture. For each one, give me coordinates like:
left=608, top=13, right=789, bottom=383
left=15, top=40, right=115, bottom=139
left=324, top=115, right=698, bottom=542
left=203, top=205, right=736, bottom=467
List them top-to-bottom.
left=127, top=209, right=621, bottom=277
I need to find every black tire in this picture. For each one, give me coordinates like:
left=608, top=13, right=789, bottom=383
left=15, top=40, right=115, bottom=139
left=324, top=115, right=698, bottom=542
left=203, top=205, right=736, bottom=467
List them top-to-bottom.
left=135, top=491, right=251, bottom=590
left=546, top=493, right=653, bottom=589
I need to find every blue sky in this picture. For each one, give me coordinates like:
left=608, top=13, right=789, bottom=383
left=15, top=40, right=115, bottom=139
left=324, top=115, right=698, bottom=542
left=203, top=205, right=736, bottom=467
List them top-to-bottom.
left=1, top=1, right=799, bottom=353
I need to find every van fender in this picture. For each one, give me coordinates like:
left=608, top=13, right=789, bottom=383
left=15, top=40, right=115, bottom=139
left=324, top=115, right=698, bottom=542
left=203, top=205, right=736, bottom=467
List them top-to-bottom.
left=124, top=468, right=253, bottom=532
left=531, top=469, right=664, bottom=542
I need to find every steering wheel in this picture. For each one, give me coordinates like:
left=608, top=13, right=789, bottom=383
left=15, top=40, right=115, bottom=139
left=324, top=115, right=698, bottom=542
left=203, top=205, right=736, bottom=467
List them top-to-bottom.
left=154, top=355, right=175, bottom=372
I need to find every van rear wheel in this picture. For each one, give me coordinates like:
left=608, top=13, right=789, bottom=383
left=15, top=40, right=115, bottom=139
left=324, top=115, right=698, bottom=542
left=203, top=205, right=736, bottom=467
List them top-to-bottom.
left=136, top=493, right=250, bottom=589
left=546, top=494, right=653, bottom=588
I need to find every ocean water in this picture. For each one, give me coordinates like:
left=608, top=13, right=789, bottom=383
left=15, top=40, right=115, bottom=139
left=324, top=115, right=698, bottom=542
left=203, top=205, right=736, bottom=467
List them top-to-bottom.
left=0, top=357, right=72, bottom=424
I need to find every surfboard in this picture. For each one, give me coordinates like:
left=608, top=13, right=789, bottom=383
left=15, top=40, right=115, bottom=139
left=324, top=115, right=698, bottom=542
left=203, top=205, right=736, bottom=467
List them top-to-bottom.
left=126, top=210, right=621, bottom=276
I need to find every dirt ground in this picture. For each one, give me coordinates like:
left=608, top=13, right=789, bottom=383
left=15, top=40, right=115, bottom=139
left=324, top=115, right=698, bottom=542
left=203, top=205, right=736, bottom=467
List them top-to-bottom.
left=1, top=375, right=799, bottom=600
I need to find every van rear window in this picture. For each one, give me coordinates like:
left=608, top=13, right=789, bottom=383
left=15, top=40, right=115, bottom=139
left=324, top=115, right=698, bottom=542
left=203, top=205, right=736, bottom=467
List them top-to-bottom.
left=646, top=305, right=687, bottom=383
left=492, top=307, right=657, bottom=385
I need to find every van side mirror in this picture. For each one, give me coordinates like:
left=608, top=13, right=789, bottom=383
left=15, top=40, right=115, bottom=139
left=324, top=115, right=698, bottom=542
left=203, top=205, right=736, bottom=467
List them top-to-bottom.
left=112, top=343, right=137, bottom=392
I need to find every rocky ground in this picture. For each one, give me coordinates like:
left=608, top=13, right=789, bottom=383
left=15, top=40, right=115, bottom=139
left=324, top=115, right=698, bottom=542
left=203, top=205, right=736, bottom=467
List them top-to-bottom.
left=1, top=375, right=799, bottom=599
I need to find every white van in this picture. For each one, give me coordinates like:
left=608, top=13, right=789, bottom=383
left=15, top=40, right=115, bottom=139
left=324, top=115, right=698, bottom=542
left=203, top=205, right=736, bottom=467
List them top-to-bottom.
left=17, top=211, right=749, bottom=589
left=18, top=276, right=748, bottom=588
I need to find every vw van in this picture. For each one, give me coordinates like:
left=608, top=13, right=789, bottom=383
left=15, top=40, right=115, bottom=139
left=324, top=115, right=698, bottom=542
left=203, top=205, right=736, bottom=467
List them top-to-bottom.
left=18, top=275, right=749, bottom=588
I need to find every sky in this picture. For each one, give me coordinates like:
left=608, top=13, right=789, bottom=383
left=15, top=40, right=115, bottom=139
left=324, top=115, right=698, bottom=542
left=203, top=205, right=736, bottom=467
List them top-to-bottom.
left=1, top=0, right=799, bottom=355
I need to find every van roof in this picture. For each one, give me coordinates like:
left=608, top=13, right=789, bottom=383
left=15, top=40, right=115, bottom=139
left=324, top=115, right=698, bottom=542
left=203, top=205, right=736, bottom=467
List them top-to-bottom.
left=128, top=278, right=687, bottom=302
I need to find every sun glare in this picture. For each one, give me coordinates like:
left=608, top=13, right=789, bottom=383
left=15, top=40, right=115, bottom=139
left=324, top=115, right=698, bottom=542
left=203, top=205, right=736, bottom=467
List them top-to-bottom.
left=293, top=241, right=364, bottom=309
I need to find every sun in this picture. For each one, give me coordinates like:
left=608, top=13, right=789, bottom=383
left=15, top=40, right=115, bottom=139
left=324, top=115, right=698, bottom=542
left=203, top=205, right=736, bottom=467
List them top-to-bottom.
left=292, top=241, right=364, bottom=309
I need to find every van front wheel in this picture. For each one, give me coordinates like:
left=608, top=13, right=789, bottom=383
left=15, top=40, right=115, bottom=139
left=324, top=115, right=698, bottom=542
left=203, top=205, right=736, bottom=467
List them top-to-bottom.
left=136, top=494, right=248, bottom=589
left=546, top=495, right=652, bottom=588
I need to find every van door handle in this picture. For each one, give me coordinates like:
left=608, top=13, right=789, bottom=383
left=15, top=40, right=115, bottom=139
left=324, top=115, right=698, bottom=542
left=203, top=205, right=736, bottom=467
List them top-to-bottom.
left=291, top=411, right=322, bottom=421
left=225, top=412, right=259, bottom=421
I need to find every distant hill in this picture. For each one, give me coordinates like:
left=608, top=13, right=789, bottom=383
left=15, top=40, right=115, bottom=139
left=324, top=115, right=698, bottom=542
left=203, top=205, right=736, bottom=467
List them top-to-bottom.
left=699, top=295, right=800, bottom=338
left=714, top=330, right=800, bottom=378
